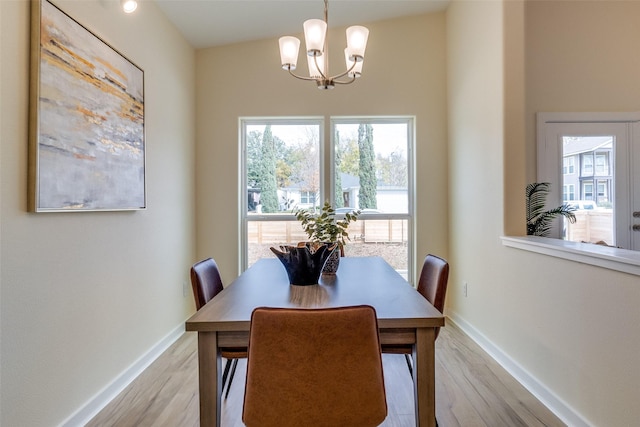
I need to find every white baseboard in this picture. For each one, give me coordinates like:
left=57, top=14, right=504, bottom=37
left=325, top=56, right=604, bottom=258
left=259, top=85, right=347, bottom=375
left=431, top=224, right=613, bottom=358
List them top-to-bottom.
left=446, top=312, right=591, bottom=427
left=59, top=323, right=185, bottom=427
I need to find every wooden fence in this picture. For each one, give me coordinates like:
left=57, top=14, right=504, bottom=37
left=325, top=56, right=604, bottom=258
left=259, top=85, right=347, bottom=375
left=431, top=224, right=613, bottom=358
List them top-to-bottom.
left=565, top=210, right=614, bottom=245
left=247, top=219, right=409, bottom=245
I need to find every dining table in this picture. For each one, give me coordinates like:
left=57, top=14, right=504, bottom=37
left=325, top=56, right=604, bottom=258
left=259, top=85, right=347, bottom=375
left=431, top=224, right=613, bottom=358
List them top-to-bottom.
left=185, top=256, right=445, bottom=427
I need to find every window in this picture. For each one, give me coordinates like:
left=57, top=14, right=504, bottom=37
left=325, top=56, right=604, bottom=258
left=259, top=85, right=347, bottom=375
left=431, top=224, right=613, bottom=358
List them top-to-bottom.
left=537, top=113, right=640, bottom=250
left=241, top=117, right=415, bottom=279
left=241, top=118, right=322, bottom=267
left=331, top=118, right=413, bottom=278
left=595, top=153, right=608, bottom=175
left=582, top=154, right=593, bottom=176
left=563, top=157, right=575, bottom=175
left=597, top=180, right=607, bottom=200
left=583, top=182, right=593, bottom=200
left=563, top=184, right=575, bottom=201
left=300, top=191, right=316, bottom=205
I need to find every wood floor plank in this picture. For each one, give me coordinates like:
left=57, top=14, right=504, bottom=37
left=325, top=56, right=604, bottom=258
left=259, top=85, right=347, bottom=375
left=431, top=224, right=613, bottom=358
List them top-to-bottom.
left=87, top=321, right=565, bottom=426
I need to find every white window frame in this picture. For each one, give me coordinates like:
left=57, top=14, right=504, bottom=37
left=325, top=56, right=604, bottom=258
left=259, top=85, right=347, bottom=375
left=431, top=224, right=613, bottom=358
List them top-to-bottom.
left=240, top=116, right=416, bottom=282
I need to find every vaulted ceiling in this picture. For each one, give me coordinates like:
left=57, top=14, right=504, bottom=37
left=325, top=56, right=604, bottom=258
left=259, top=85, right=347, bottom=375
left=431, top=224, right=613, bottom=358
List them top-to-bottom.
left=154, top=0, right=449, bottom=49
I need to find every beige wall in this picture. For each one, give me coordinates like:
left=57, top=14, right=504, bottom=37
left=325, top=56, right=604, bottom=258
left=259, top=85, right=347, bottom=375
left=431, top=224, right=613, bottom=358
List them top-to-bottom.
left=446, top=0, right=507, bottom=354
left=0, top=1, right=196, bottom=425
left=448, top=1, right=640, bottom=426
left=195, top=13, right=449, bottom=283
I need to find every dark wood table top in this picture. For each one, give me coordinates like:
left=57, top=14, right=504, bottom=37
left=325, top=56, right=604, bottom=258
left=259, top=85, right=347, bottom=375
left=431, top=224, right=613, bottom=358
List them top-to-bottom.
left=186, top=256, right=444, bottom=332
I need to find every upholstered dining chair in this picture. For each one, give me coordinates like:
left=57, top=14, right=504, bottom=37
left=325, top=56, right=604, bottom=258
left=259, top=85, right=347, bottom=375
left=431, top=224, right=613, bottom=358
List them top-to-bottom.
left=382, top=254, right=450, bottom=377
left=190, top=257, right=247, bottom=399
left=242, top=305, right=388, bottom=427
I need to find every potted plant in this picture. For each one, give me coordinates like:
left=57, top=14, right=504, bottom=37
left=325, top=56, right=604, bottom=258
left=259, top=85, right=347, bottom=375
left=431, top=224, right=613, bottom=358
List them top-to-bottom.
left=526, top=182, right=577, bottom=236
left=294, top=201, right=360, bottom=274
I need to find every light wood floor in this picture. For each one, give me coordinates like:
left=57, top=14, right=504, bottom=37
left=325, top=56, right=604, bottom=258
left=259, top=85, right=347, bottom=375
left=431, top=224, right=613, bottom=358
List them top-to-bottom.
left=87, top=321, right=565, bottom=427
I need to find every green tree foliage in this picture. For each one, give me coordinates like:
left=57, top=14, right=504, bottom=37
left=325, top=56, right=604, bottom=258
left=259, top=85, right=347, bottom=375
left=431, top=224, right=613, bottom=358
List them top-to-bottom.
left=358, top=124, right=377, bottom=209
left=258, top=125, right=279, bottom=213
left=246, top=130, right=262, bottom=188
left=338, top=137, right=360, bottom=176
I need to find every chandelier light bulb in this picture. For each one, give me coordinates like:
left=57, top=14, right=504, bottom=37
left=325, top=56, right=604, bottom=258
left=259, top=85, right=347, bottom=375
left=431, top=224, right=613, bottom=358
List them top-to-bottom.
left=345, top=48, right=363, bottom=78
left=307, top=54, right=326, bottom=78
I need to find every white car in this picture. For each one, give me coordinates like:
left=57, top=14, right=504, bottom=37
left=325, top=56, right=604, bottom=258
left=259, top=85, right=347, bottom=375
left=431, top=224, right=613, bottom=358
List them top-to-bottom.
left=567, top=200, right=597, bottom=210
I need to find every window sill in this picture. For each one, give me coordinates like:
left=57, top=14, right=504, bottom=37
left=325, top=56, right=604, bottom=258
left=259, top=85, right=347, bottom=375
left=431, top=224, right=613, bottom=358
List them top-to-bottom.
left=500, top=236, right=640, bottom=277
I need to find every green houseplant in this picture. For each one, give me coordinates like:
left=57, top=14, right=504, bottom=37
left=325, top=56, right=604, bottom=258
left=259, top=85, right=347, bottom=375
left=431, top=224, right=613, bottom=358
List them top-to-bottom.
left=526, top=182, right=577, bottom=237
left=294, top=201, right=360, bottom=273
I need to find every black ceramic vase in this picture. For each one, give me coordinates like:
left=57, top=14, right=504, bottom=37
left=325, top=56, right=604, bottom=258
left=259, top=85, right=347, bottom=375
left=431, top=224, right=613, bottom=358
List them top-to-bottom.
left=270, top=242, right=337, bottom=286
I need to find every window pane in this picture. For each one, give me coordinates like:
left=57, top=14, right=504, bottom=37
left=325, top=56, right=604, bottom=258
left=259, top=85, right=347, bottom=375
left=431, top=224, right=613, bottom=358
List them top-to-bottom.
left=334, top=122, right=409, bottom=214
left=245, top=123, right=320, bottom=214
left=562, top=136, right=614, bottom=245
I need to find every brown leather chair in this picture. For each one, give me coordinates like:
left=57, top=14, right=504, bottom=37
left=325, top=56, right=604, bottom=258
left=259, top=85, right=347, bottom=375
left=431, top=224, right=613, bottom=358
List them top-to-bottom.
left=382, top=254, right=449, bottom=376
left=190, top=257, right=247, bottom=399
left=242, top=305, right=388, bottom=427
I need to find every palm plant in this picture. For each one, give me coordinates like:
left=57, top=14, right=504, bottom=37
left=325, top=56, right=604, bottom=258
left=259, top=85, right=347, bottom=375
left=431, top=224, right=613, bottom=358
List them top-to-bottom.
left=526, top=182, right=577, bottom=236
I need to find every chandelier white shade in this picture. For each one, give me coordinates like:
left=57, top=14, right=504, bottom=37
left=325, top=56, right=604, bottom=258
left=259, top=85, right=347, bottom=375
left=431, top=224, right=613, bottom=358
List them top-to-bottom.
left=278, top=0, right=369, bottom=90
left=303, top=19, right=327, bottom=54
left=279, top=37, right=301, bottom=69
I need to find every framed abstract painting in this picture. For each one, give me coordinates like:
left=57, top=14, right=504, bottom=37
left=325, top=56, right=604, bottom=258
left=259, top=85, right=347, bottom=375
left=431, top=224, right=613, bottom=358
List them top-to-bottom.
left=29, top=0, right=145, bottom=212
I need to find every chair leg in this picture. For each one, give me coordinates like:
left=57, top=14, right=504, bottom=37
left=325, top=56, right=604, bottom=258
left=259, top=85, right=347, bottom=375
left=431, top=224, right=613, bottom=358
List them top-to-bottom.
left=404, top=353, right=413, bottom=378
left=221, top=358, right=232, bottom=392
left=224, top=358, right=239, bottom=399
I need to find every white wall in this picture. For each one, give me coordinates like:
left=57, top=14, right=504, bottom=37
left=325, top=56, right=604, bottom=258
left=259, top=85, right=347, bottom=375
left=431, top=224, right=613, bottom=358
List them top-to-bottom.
left=0, top=1, right=196, bottom=425
left=447, top=1, right=640, bottom=426
left=195, top=13, right=449, bottom=283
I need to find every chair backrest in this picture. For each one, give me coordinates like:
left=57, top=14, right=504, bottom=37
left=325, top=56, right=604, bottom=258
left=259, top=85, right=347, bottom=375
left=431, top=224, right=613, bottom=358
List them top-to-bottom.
left=417, top=253, right=450, bottom=316
left=190, top=258, right=224, bottom=310
left=242, top=305, right=388, bottom=427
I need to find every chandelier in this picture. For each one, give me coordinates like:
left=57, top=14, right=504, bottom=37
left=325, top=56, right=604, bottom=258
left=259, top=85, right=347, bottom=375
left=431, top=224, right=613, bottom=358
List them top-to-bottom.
left=278, top=0, right=369, bottom=90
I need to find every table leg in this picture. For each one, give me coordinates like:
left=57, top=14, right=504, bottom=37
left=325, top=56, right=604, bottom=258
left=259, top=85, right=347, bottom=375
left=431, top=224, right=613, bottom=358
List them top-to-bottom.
left=413, top=327, right=436, bottom=427
left=198, top=331, right=221, bottom=427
